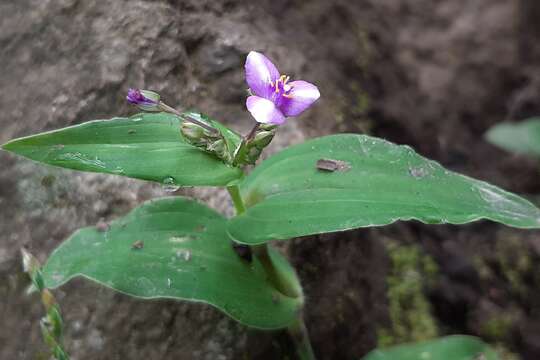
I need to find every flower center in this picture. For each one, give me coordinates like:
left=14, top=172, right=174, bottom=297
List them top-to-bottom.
left=270, top=75, right=294, bottom=99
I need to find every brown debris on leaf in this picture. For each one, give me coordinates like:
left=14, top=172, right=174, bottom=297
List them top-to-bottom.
left=316, top=158, right=351, bottom=172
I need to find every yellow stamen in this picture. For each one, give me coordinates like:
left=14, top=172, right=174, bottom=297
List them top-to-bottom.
left=283, top=75, right=290, bottom=85
left=283, top=93, right=294, bottom=99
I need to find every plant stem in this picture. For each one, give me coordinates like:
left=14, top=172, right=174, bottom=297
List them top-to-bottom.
left=159, top=102, right=219, bottom=135
left=245, top=123, right=261, bottom=142
left=227, top=183, right=315, bottom=359
left=226, top=185, right=299, bottom=298
left=227, top=185, right=246, bottom=214
left=252, top=244, right=301, bottom=298
left=288, top=316, right=316, bottom=360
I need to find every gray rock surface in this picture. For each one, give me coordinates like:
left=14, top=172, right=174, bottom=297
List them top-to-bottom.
left=2, top=0, right=540, bottom=359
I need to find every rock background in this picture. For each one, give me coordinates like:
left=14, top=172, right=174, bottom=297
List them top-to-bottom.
left=2, top=0, right=540, bottom=359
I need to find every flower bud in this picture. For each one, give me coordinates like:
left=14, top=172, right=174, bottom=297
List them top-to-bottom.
left=126, top=89, right=161, bottom=112
left=180, top=122, right=207, bottom=145
left=259, top=123, right=278, bottom=132
left=181, top=124, right=234, bottom=163
left=252, top=130, right=275, bottom=148
left=208, top=139, right=225, bottom=154
left=208, top=139, right=232, bottom=162
left=248, top=146, right=262, bottom=160
left=21, top=247, right=39, bottom=274
left=21, top=248, right=46, bottom=292
left=47, top=306, right=64, bottom=340
left=40, top=321, right=56, bottom=348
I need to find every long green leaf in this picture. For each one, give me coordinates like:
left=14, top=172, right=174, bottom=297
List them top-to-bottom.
left=2, top=112, right=242, bottom=186
left=485, top=118, right=540, bottom=157
left=228, top=134, right=540, bottom=244
left=42, top=197, right=302, bottom=329
left=362, top=335, right=499, bottom=360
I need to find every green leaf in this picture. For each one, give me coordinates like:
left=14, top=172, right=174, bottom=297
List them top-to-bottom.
left=2, top=112, right=242, bottom=186
left=485, top=118, right=540, bottom=157
left=228, top=134, right=540, bottom=244
left=42, top=197, right=302, bottom=329
left=362, top=335, right=499, bottom=360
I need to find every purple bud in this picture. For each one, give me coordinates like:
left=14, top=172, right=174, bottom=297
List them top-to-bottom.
left=126, top=88, right=161, bottom=111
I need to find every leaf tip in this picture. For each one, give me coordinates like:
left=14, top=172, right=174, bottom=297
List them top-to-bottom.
left=1, top=139, right=16, bottom=152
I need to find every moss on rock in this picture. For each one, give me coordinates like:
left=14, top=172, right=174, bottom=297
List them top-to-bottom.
left=377, top=241, right=439, bottom=347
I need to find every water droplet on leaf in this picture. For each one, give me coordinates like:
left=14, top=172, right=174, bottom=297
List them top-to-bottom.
left=409, top=166, right=429, bottom=179
left=162, top=177, right=180, bottom=193
left=175, top=249, right=191, bottom=261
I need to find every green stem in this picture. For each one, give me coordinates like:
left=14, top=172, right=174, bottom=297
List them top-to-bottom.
left=159, top=102, right=219, bottom=135
left=245, top=122, right=261, bottom=142
left=226, top=185, right=315, bottom=359
left=227, top=185, right=246, bottom=214
left=227, top=186, right=299, bottom=298
left=252, top=244, right=301, bottom=298
left=288, top=316, right=316, bottom=360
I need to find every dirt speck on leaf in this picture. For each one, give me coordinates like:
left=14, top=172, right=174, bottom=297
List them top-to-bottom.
left=316, top=158, right=352, bottom=172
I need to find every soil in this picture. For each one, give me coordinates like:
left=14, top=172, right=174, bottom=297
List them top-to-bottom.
left=2, top=0, right=540, bottom=359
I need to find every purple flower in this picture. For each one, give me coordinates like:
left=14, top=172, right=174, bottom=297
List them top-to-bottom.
left=244, top=51, right=320, bottom=125
left=126, top=89, right=161, bottom=111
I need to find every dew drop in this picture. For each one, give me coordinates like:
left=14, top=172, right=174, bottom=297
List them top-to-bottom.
left=408, top=166, right=429, bottom=179
left=162, top=176, right=180, bottom=193
left=169, top=236, right=192, bottom=244
left=175, top=249, right=191, bottom=261
left=167, top=278, right=172, bottom=288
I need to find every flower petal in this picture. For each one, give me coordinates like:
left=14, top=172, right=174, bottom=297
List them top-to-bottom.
left=245, top=51, right=280, bottom=99
left=279, top=80, right=320, bottom=117
left=126, top=89, right=161, bottom=111
left=246, top=96, right=286, bottom=125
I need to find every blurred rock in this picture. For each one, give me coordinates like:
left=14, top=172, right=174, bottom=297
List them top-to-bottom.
left=3, top=0, right=540, bottom=359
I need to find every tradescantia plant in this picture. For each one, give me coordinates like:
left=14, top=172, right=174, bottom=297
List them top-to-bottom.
left=5, top=51, right=540, bottom=359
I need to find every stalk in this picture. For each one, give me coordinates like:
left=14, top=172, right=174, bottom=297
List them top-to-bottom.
left=159, top=102, right=219, bottom=135
left=245, top=123, right=261, bottom=142
left=226, top=185, right=315, bottom=359
left=227, top=185, right=246, bottom=215
left=227, top=185, right=298, bottom=296
left=251, top=244, right=301, bottom=298
left=288, top=317, right=316, bottom=360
